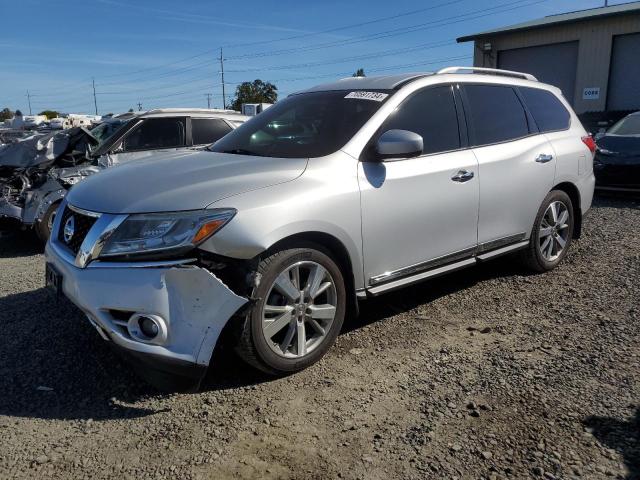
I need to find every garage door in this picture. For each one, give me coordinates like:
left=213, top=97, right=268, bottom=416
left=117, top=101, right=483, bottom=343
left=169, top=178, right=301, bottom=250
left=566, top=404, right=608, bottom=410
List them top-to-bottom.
left=607, top=33, right=640, bottom=111
left=498, top=41, right=579, bottom=105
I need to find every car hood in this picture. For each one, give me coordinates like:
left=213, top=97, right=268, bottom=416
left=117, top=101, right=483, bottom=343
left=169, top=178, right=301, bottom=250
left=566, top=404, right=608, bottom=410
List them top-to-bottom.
left=66, top=150, right=308, bottom=214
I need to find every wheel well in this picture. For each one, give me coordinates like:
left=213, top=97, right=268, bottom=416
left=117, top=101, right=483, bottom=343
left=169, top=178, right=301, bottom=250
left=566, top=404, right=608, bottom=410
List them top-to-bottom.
left=552, top=182, right=582, bottom=238
left=266, top=232, right=359, bottom=318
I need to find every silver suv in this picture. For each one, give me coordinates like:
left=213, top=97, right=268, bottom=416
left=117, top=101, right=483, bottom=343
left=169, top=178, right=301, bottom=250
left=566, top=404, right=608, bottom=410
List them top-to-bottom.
left=45, top=67, right=595, bottom=386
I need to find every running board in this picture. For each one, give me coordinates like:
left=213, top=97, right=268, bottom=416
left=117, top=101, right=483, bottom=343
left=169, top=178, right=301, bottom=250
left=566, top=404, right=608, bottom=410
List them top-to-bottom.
left=365, top=240, right=529, bottom=297
left=476, top=240, right=529, bottom=261
left=367, top=258, right=476, bottom=296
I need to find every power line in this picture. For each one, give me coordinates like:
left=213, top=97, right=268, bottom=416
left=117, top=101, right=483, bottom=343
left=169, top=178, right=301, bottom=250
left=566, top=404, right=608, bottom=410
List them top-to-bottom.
left=14, top=0, right=547, bottom=110
left=26, top=0, right=543, bottom=100
left=73, top=0, right=470, bottom=83
left=93, top=0, right=543, bottom=89
left=221, top=0, right=468, bottom=49
left=226, top=0, right=540, bottom=61
left=225, top=40, right=456, bottom=73
left=21, top=53, right=471, bottom=110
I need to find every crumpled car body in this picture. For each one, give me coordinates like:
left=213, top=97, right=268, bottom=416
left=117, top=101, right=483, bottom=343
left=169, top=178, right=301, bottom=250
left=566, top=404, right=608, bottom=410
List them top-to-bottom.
left=0, top=127, right=101, bottom=236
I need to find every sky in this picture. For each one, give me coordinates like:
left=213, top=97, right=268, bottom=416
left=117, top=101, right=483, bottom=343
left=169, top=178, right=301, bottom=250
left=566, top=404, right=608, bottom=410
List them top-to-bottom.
left=0, top=0, right=630, bottom=115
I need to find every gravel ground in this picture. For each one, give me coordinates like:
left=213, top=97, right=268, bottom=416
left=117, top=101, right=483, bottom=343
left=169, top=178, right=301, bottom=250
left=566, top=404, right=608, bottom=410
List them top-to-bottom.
left=0, top=195, right=639, bottom=480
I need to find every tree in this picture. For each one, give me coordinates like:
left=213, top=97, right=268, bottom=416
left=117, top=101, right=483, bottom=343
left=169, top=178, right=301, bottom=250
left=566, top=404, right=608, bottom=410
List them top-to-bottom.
left=352, top=68, right=366, bottom=77
left=230, top=80, right=278, bottom=111
left=0, top=108, right=14, bottom=121
left=128, top=108, right=134, bottom=113
left=38, top=110, right=59, bottom=119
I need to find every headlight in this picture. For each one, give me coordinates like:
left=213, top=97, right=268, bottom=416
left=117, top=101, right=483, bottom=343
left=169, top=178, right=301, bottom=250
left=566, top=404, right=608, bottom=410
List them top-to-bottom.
left=60, top=175, right=82, bottom=186
left=100, top=209, right=236, bottom=258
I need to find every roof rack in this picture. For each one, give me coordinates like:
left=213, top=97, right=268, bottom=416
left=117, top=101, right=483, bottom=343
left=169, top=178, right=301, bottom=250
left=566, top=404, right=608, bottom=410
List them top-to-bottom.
left=436, top=66, right=538, bottom=82
left=144, top=108, right=240, bottom=115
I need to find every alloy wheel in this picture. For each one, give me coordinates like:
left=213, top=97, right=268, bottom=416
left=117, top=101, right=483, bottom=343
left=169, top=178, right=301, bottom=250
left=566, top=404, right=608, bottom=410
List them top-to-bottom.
left=539, top=201, right=570, bottom=261
left=261, top=261, right=337, bottom=358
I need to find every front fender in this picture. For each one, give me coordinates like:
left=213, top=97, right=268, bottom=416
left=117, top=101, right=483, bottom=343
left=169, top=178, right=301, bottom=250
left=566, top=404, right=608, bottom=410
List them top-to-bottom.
left=27, top=181, right=66, bottom=225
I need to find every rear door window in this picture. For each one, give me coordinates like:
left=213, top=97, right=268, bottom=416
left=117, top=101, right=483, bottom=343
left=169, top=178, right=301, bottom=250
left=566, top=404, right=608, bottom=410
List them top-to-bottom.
left=379, top=85, right=461, bottom=155
left=463, top=85, right=530, bottom=146
left=519, top=87, right=570, bottom=132
left=123, top=117, right=186, bottom=151
left=191, top=118, right=233, bottom=145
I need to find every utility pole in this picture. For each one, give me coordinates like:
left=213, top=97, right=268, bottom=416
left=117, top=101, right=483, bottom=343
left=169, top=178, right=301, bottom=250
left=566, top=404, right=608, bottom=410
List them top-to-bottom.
left=219, top=47, right=226, bottom=109
left=92, top=78, right=98, bottom=115
left=26, top=90, right=32, bottom=115
left=205, top=93, right=212, bottom=109
left=137, top=102, right=143, bottom=111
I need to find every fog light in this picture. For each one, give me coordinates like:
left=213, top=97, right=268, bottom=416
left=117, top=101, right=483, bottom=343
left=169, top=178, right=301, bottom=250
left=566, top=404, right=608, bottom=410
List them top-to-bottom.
left=127, top=313, right=168, bottom=345
left=139, top=316, right=159, bottom=338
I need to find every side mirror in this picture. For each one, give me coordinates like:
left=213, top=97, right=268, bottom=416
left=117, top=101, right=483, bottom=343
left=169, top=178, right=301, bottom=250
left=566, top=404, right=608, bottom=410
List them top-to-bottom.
left=374, top=129, right=423, bottom=161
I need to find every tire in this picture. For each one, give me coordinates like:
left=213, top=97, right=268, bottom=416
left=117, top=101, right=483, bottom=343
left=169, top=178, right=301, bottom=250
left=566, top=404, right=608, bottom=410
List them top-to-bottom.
left=521, top=190, right=574, bottom=272
left=35, top=201, right=61, bottom=243
left=236, top=246, right=346, bottom=375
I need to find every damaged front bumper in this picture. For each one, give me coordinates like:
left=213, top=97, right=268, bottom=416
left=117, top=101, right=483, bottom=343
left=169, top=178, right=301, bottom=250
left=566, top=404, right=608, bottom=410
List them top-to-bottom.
left=0, top=197, right=23, bottom=221
left=45, top=240, right=248, bottom=383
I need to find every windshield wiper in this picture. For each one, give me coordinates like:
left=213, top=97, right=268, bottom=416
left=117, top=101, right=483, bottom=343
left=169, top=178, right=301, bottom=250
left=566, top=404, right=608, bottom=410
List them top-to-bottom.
left=220, top=148, right=261, bottom=156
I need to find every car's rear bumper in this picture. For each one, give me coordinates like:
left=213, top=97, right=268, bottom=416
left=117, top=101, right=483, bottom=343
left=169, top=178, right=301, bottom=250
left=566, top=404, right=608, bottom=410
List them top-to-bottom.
left=594, top=158, right=640, bottom=190
left=577, top=172, right=596, bottom=215
left=45, top=241, right=248, bottom=383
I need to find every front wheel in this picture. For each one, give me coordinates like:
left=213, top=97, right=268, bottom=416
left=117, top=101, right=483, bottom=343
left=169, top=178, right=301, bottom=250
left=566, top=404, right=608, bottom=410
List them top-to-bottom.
left=521, top=190, right=574, bottom=272
left=35, top=201, right=61, bottom=243
left=236, top=247, right=346, bottom=375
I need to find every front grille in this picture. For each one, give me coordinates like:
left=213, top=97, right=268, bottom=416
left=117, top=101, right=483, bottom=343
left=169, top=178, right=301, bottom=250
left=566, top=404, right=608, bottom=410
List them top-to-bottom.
left=57, top=206, right=98, bottom=255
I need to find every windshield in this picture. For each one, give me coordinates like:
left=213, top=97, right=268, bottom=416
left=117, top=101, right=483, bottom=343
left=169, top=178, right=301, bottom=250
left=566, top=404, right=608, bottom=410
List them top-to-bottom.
left=211, top=89, right=392, bottom=158
left=608, top=114, right=640, bottom=136
left=89, top=118, right=136, bottom=156
left=90, top=120, right=127, bottom=149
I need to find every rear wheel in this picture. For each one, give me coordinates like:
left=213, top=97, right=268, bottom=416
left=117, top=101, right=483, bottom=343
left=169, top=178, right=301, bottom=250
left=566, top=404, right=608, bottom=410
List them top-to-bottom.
left=521, top=190, right=574, bottom=272
left=35, top=201, right=61, bottom=243
left=236, top=247, right=346, bottom=375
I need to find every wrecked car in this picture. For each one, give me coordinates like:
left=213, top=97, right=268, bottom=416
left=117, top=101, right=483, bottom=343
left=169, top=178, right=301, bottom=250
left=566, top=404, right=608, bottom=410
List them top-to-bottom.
left=45, top=69, right=594, bottom=388
left=1, top=109, right=247, bottom=240
left=0, top=126, right=102, bottom=240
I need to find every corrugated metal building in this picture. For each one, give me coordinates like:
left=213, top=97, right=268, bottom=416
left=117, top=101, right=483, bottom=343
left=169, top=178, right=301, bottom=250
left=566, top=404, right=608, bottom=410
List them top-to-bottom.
left=457, top=2, right=640, bottom=114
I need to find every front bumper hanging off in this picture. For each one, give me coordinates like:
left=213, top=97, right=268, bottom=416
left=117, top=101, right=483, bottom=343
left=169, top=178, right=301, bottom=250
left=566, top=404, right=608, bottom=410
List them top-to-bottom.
left=45, top=241, right=248, bottom=381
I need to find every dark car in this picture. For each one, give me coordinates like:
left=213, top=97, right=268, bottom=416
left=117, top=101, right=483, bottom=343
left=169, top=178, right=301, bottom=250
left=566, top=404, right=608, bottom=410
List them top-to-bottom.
left=594, top=111, right=640, bottom=192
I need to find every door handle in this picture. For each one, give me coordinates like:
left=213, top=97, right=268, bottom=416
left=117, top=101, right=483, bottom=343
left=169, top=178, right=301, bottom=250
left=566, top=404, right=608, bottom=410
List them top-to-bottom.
left=535, top=153, right=554, bottom=163
left=451, top=170, right=474, bottom=182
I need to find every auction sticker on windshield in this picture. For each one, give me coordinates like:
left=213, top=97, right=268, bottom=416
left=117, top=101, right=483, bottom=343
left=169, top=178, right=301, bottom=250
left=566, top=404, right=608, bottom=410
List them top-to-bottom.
left=344, top=91, right=389, bottom=102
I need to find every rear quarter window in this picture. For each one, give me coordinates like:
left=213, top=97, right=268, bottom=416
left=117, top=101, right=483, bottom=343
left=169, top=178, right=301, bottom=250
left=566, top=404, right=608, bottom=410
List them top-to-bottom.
left=519, top=87, right=570, bottom=132
left=191, top=118, right=233, bottom=145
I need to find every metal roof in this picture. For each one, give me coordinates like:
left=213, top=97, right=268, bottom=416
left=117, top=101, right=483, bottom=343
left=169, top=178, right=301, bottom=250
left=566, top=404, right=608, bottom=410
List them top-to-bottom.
left=457, top=1, right=640, bottom=42
left=300, top=73, right=433, bottom=93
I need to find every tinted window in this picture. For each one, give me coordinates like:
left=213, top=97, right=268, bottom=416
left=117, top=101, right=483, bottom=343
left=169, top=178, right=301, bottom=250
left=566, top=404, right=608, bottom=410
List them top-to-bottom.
left=464, top=85, right=529, bottom=146
left=380, top=86, right=460, bottom=155
left=520, top=87, right=570, bottom=132
left=211, top=90, right=392, bottom=158
left=608, top=114, right=640, bottom=136
left=124, top=118, right=186, bottom=151
left=192, top=118, right=232, bottom=145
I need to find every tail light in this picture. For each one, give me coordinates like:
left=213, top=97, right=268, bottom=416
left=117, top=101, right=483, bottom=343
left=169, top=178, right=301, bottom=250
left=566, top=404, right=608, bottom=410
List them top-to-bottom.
left=582, top=135, right=596, bottom=154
